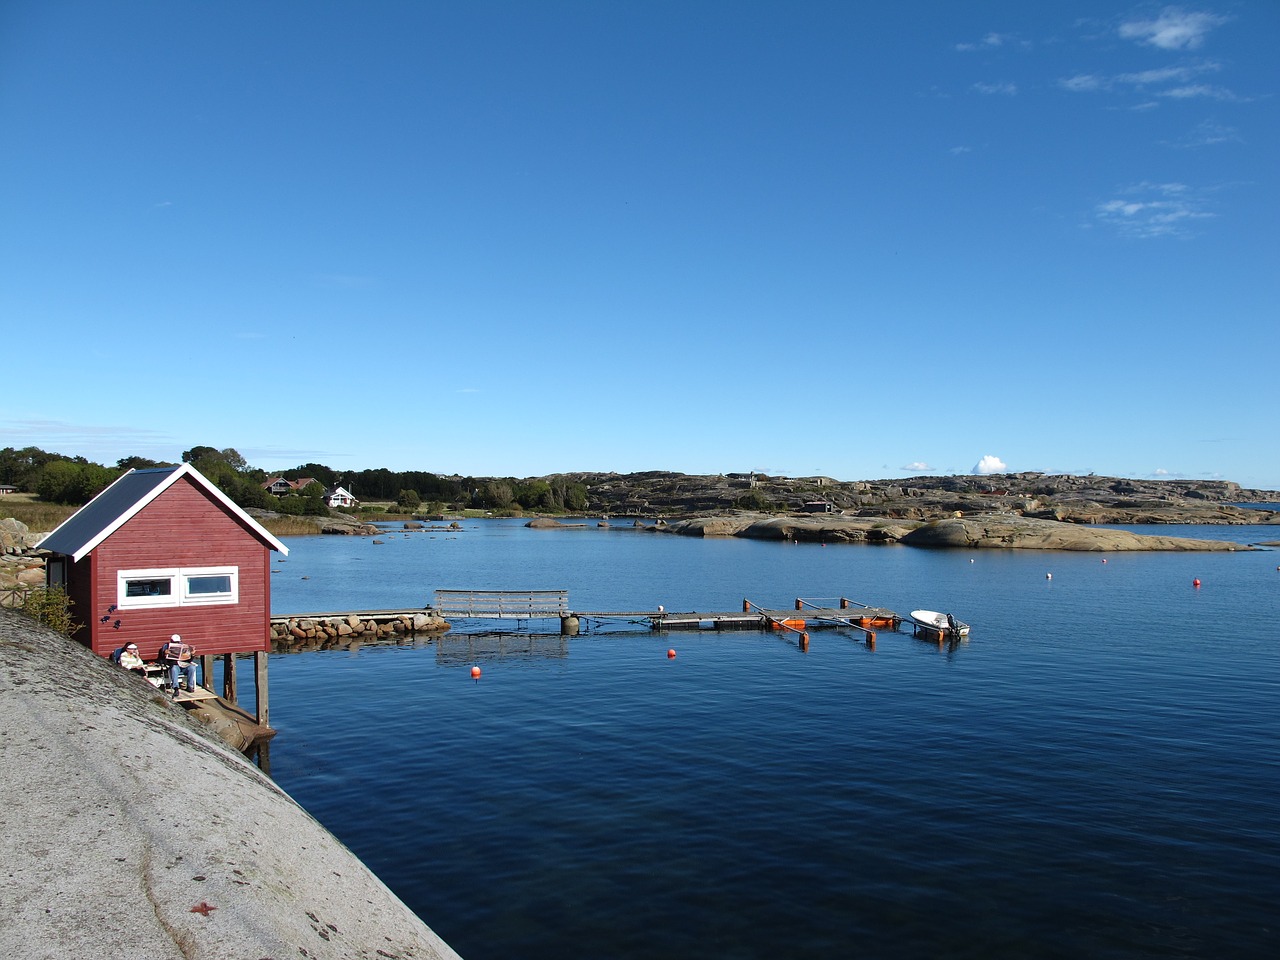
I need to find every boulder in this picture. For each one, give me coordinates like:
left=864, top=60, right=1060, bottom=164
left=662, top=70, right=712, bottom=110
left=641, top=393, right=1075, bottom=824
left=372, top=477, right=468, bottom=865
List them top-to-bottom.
left=1, top=518, right=30, bottom=555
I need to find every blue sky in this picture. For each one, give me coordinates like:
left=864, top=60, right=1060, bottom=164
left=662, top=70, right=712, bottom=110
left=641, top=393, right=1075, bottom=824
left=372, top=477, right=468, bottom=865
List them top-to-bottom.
left=3, top=2, right=1277, bottom=488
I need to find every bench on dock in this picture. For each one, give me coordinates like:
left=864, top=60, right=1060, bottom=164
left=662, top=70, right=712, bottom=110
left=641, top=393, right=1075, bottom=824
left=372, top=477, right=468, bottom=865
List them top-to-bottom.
left=432, top=589, right=570, bottom=620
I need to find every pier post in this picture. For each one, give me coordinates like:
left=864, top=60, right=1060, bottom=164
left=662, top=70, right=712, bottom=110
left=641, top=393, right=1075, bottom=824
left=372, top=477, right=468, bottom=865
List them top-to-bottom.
left=560, top=615, right=580, bottom=636
left=254, top=650, right=270, bottom=727
left=222, top=652, right=238, bottom=704
left=199, top=654, right=214, bottom=692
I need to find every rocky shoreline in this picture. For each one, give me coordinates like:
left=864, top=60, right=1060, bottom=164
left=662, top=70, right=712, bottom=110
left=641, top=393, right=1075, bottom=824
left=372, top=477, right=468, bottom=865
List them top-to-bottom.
left=5, top=471, right=1277, bottom=601
left=648, top=512, right=1251, bottom=551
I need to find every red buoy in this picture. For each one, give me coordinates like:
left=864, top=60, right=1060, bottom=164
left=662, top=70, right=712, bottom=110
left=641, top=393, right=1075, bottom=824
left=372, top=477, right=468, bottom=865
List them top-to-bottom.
left=1193, top=579, right=1201, bottom=588
left=666, top=648, right=676, bottom=659
left=470, top=666, right=481, bottom=679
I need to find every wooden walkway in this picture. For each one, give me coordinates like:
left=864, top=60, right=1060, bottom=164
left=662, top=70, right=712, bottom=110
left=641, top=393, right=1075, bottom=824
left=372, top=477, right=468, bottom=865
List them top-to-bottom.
left=280, top=594, right=945, bottom=652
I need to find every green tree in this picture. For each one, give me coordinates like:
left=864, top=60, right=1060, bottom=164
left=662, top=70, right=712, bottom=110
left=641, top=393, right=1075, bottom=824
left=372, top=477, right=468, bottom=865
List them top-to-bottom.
left=116, top=455, right=167, bottom=471
left=35, top=460, right=118, bottom=504
left=291, top=462, right=337, bottom=487
left=397, top=489, right=421, bottom=511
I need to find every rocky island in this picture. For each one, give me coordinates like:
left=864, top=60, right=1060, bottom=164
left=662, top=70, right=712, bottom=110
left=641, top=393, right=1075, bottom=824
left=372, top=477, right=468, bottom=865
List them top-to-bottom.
left=540, top=471, right=1276, bottom=551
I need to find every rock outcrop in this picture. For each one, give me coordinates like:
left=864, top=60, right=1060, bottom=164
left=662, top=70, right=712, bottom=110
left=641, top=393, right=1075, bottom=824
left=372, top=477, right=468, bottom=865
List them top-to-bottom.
left=556, top=470, right=1280, bottom=525
left=655, top=511, right=1248, bottom=551
left=897, top=514, right=1245, bottom=551
left=0, top=607, right=463, bottom=960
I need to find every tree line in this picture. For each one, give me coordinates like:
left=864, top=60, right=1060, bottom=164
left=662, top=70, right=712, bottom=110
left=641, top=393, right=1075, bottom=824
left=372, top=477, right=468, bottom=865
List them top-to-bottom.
left=0, top=445, right=587, bottom=514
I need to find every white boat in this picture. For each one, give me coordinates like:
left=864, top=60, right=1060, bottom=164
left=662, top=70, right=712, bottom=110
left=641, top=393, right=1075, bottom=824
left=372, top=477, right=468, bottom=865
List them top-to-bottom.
left=910, top=609, right=970, bottom=639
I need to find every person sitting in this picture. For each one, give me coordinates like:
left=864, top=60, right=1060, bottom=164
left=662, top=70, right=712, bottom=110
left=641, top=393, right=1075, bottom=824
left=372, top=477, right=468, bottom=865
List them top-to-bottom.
left=159, top=633, right=197, bottom=695
left=117, top=643, right=146, bottom=674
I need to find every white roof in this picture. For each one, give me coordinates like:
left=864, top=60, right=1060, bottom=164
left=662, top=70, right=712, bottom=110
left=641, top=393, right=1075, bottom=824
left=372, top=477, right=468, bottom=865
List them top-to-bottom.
left=37, top=463, right=289, bottom=562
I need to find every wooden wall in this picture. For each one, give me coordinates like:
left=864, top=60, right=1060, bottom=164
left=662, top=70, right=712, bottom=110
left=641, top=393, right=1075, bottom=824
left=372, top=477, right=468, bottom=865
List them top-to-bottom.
left=80, top=477, right=274, bottom=658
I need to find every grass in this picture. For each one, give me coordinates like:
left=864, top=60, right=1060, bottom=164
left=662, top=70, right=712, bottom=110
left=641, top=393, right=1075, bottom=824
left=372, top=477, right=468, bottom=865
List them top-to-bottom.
left=0, top=494, right=77, bottom=533
left=258, top=515, right=330, bottom=537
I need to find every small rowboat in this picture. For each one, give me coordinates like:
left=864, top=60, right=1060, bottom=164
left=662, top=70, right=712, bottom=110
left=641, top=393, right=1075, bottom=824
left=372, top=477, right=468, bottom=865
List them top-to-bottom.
left=910, top=609, right=970, bottom=640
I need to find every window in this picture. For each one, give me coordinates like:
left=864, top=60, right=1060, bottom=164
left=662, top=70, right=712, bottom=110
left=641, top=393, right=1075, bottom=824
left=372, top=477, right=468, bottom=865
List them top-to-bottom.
left=117, top=566, right=239, bottom=609
left=181, top=567, right=237, bottom=605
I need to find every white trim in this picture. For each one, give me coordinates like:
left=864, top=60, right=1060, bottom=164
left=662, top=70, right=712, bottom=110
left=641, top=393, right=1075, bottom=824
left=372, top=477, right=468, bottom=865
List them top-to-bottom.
left=40, top=463, right=289, bottom=561
left=117, top=565, right=240, bottom=609
left=180, top=566, right=239, bottom=605
left=117, top=568, right=180, bottom=609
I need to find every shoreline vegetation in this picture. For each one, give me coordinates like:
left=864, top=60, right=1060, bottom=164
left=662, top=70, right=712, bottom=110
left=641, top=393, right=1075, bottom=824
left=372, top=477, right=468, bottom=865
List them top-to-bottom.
left=4, top=472, right=1278, bottom=589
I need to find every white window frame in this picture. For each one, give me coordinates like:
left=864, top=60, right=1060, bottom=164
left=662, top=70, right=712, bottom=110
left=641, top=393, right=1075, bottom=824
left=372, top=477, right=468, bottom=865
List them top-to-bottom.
left=117, top=565, right=239, bottom=609
left=180, top=566, right=238, bottom=606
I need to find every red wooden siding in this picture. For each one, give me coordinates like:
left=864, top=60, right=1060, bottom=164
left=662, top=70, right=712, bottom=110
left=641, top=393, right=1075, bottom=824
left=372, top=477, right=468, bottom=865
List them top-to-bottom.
left=78, top=476, right=275, bottom=658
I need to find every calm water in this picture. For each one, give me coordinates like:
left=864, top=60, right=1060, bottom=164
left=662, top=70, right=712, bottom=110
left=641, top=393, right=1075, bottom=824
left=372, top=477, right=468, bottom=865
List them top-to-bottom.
left=262, top=520, right=1279, bottom=959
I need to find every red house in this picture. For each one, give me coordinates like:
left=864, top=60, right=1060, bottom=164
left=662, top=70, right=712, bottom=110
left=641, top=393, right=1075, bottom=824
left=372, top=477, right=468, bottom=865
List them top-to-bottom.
left=38, top=463, right=289, bottom=661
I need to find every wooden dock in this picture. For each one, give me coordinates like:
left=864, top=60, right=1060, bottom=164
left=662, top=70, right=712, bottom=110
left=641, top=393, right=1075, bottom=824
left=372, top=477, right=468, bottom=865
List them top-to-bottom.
left=277, top=593, right=967, bottom=654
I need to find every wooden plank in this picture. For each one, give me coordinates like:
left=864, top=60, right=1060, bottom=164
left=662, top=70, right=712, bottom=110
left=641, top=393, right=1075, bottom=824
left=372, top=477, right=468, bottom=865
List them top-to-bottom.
left=433, top=589, right=569, bottom=618
left=173, top=687, right=217, bottom=702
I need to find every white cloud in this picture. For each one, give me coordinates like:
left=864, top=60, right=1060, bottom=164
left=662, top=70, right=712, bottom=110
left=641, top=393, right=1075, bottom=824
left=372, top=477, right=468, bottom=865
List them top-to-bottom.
left=1119, top=8, right=1228, bottom=51
left=956, top=32, right=1029, bottom=53
left=1062, top=60, right=1229, bottom=98
left=1116, top=65, right=1204, bottom=85
left=1059, top=74, right=1107, bottom=92
left=972, top=81, right=1017, bottom=96
left=1158, top=83, right=1238, bottom=100
left=1173, top=120, right=1241, bottom=147
left=949, top=146, right=972, bottom=155
left=1094, top=181, right=1213, bottom=239
left=972, top=455, right=1007, bottom=475
left=902, top=462, right=932, bottom=472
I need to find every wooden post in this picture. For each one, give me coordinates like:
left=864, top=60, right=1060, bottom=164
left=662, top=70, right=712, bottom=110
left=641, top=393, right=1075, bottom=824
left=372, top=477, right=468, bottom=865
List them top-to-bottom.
left=840, top=597, right=849, bottom=609
left=795, top=599, right=803, bottom=611
left=254, top=650, right=270, bottom=727
left=222, top=652, right=238, bottom=704
left=199, top=654, right=214, bottom=691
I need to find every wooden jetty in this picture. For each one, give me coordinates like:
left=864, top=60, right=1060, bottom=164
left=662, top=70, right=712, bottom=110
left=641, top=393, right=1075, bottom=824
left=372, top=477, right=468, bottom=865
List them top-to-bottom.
left=275, top=592, right=965, bottom=655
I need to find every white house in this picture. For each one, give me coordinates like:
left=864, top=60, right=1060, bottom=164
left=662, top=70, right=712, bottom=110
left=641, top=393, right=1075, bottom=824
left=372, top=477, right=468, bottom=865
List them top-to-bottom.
left=325, top=486, right=359, bottom=509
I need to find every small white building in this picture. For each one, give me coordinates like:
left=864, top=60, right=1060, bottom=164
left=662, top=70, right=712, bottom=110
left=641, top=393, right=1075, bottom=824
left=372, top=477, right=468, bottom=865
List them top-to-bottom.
left=325, top=486, right=359, bottom=509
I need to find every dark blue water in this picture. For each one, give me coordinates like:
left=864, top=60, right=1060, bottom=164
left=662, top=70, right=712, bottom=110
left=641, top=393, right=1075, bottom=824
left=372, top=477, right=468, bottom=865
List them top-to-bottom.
left=263, top=521, right=1280, bottom=959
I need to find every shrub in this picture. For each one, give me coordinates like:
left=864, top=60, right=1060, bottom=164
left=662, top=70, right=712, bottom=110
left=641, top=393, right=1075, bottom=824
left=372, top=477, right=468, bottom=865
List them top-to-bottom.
left=20, top=585, right=76, bottom=636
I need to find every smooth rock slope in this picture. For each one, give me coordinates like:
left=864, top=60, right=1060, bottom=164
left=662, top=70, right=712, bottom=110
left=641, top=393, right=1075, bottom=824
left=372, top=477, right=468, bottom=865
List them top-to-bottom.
left=0, top=607, right=462, bottom=960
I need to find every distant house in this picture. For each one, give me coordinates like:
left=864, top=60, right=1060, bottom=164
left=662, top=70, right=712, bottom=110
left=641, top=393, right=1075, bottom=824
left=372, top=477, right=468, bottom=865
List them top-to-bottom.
left=38, top=464, right=289, bottom=661
left=261, top=476, right=320, bottom=496
left=0, top=484, right=17, bottom=496
left=325, top=486, right=358, bottom=509
left=800, top=501, right=836, bottom=514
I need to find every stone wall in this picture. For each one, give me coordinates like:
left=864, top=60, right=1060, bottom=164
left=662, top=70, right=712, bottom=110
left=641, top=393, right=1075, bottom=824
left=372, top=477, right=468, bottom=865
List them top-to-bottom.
left=271, top=611, right=450, bottom=651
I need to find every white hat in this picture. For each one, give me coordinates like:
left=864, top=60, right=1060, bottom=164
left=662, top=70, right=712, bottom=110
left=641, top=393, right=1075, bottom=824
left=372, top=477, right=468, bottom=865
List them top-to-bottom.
left=170, top=633, right=181, bottom=642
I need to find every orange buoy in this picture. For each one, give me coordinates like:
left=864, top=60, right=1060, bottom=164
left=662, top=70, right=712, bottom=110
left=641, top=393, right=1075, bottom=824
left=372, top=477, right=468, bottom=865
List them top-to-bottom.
left=1193, top=579, right=1201, bottom=588
left=666, top=648, right=676, bottom=659
left=470, top=666, right=481, bottom=679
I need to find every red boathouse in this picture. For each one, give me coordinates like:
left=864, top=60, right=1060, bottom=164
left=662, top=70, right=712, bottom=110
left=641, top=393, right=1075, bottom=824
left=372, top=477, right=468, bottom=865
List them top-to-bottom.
left=38, top=464, right=288, bottom=722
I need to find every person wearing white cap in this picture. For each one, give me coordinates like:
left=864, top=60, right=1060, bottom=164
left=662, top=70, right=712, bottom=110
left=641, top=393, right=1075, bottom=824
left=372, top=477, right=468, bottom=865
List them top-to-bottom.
left=159, top=633, right=197, bottom=696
